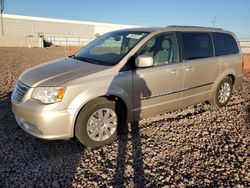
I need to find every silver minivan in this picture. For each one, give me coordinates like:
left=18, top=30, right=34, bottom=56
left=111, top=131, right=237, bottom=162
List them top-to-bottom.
left=12, top=26, right=243, bottom=148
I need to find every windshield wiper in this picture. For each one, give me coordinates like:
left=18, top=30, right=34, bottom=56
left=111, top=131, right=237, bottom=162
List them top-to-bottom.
left=68, top=54, right=76, bottom=59
left=68, top=55, right=93, bottom=63
left=69, top=55, right=111, bottom=66
left=73, top=56, right=96, bottom=63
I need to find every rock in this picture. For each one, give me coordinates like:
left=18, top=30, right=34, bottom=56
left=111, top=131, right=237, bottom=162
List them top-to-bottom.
left=223, top=145, right=229, bottom=151
left=101, top=174, right=108, bottom=179
left=166, top=175, right=172, bottom=182
left=51, top=181, right=60, bottom=188
left=92, top=181, right=98, bottom=187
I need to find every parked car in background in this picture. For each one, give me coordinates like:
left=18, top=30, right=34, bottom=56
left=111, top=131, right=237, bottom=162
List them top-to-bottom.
left=12, top=26, right=243, bottom=148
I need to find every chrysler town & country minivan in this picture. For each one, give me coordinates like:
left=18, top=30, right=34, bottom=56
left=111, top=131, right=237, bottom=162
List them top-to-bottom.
left=11, top=26, right=243, bottom=147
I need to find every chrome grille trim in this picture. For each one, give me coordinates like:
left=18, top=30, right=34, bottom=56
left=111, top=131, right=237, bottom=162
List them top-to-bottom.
left=11, top=81, right=30, bottom=103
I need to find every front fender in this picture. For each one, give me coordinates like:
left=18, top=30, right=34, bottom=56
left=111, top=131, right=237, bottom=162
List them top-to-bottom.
left=67, top=85, right=133, bottom=137
left=68, top=85, right=132, bottom=112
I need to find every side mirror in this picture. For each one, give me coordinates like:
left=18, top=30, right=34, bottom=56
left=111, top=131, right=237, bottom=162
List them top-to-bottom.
left=135, top=55, right=154, bottom=68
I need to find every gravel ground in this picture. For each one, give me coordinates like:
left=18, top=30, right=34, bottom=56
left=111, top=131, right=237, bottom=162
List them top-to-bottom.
left=0, top=47, right=249, bottom=187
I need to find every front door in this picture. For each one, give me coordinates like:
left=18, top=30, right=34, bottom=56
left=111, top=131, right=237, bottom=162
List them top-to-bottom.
left=132, top=32, right=184, bottom=119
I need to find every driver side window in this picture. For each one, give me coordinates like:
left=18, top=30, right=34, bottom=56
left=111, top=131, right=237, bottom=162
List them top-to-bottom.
left=137, top=33, right=179, bottom=66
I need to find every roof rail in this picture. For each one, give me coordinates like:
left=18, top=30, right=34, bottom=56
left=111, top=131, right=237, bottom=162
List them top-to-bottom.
left=166, top=25, right=223, bottom=31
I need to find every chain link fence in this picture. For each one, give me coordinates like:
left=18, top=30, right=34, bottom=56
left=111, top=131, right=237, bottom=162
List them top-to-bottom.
left=42, top=36, right=250, bottom=54
left=43, top=36, right=94, bottom=47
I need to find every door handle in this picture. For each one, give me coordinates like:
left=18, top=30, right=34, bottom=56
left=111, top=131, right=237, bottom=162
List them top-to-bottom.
left=185, top=66, right=193, bottom=71
left=171, top=69, right=177, bottom=74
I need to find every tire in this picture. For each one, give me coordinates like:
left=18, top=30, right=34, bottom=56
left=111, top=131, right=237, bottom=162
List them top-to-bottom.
left=209, top=77, right=233, bottom=107
left=75, top=97, right=123, bottom=148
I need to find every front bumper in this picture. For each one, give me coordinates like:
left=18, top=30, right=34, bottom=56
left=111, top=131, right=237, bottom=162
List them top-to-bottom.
left=12, top=99, right=77, bottom=140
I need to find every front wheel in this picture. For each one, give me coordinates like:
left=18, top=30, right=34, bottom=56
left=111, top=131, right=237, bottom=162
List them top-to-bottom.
left=209, top=77, right=233, bottom=107
left=75, top=98, right=122, bottom=148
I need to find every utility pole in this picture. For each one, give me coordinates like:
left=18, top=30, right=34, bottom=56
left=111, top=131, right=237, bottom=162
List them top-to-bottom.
left=0, top=0, right=4, bottom=36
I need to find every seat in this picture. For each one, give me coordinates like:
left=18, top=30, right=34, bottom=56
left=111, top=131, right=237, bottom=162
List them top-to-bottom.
left=154, top=39, right=172, bottom=65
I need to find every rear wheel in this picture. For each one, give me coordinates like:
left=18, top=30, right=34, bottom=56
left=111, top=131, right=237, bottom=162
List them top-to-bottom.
left=209, top=77, right=233, bottom=107
left=75, top=98, right=122, bottom=148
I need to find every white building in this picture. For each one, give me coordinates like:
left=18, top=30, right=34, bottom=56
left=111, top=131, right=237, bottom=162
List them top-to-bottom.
left=0, top=14, right=139, bottom=47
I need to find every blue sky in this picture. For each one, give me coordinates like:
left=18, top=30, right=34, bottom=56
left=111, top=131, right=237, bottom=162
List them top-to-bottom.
left=3, top=0, right=250, bottom=38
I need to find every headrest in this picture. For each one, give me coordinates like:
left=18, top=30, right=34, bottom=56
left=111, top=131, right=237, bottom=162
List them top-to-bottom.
left=161, top=39, right=171, bottom=49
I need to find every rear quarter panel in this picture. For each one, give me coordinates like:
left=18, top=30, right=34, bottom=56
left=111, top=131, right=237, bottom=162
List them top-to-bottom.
left=211, top=53, right=243, bottom=97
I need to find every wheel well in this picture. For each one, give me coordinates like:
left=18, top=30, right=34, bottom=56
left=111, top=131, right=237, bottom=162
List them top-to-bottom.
left=228, top=74, right=235, bottom=85
left=73, top=95, right=128, bottom=137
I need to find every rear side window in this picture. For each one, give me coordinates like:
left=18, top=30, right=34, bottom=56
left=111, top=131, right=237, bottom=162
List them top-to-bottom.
left=182, top=32, right=214, bottom=60
left=212, top=32, right=239, bottom=56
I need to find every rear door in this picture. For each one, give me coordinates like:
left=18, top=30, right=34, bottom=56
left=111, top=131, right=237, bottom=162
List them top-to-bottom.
left=180, top=32, right=220, bottom=107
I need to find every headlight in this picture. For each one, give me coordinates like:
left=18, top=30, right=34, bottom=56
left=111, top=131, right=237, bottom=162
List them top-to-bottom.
left=32, top=87, right=66, bottom=104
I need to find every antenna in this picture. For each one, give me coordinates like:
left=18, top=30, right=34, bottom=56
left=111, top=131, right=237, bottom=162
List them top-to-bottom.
left=212, top=15, right=218, bottom=27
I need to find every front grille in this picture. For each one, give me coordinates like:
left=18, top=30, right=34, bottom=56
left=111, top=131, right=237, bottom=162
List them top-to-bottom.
left=11, top=81, right=30, bottom=103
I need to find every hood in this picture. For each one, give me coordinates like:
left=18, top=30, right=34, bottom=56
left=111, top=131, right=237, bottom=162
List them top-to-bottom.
left=19, top=57, right=110, bottom=87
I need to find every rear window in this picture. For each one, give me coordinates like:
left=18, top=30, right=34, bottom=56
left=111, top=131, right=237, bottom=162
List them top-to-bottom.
left=182, top=32, right=214, bottom=60
left=212, top=32, right=239, bottom=56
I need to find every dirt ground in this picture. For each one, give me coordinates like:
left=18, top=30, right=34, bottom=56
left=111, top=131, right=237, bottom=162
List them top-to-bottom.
left=0, top=46, right=78, bottom=96
left=0, top=47, right=249, bottom=187
left=243, top=54, right=250, bottom=72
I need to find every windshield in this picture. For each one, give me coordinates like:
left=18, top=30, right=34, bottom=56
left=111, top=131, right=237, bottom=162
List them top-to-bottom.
left=74, top=31, right=149, bottom=66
